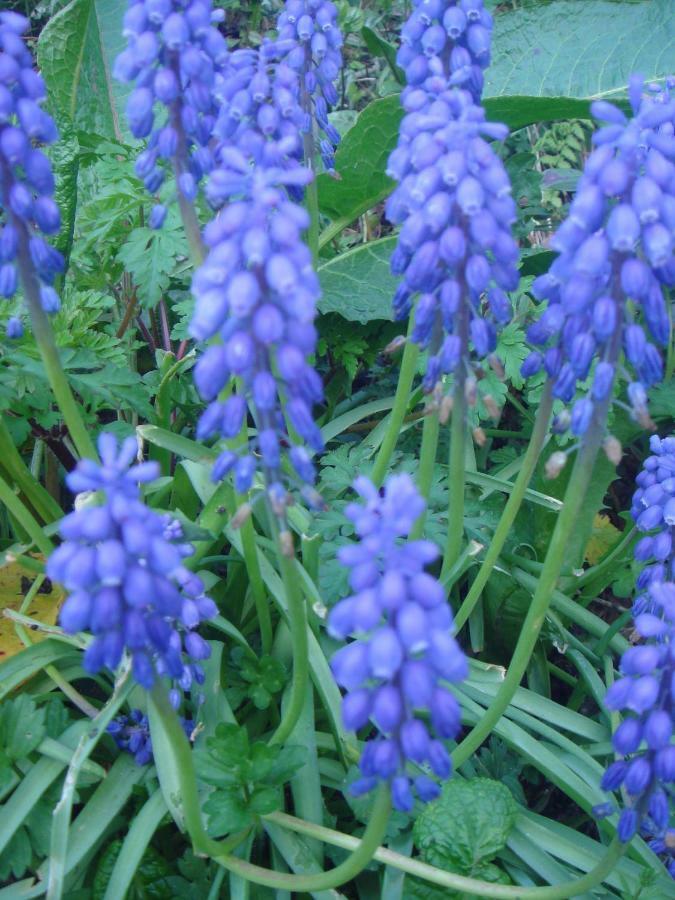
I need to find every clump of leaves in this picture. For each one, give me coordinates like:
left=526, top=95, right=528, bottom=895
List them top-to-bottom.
left=227, top=647, right=286, bottom=711
left=195, top=723, right=304, bottom=836
left=407, top=778, right=518, bottom=898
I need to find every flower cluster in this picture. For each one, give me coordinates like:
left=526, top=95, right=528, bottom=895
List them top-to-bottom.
left=114, top=0, right=228, bottom=227
left=276, top=0, right=343, bottom=172
left=397, top=0, right=494, bottom=103
left=0, top=11, right=64, bottom=336
left=190, top=44, right=324, bottom=506
left=521, top=78, right=675, bottom=435
left=386, top=81, right=518, bottom=394
left=47, top=433, right=217, bottom=692
left=598, top=436, right=675, bottom=842
left=330, top=474, right=468, bottom=811
left=108, top=708, right=194, bottom=765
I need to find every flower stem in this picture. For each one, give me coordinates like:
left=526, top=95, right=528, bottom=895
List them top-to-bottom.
left=14, top=228, right=97, bottom=462
left=371, top=325, right=419, bottom=488
left=441, top=375, right=467, bottom=579
left=453, top=384, right=553, bottom=631
left=452, top=397, right=612, bottom=769
left=411, top=409, right=440, bottom=539
left=240, top=515, right=273, bottom=655
left=269, top=546, right=309, bottom=747
left=148, top=684, right=391, bottom=892
left=265, top=809, right=625, bottom=899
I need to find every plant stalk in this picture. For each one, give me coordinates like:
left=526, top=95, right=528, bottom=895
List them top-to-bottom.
left=454, top=385, right=553, bottom=630
left=411, top=408, right=440, bottom=539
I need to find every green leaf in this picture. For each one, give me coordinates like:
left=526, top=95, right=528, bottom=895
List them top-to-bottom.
left=37, top=0, right=127, bottom=140
left=486, top=0, right=672, bottom=100
left=360, top=26, right=404, bottom=84
left=317, top=96, right=402, bottom=225
left=116, top=225, right=186, bottom=309
left=318, top=236, right=398, bottom=322
left=0, top=640, right=78, bottom=702
left=0, top=696, right=46, bottom=761
left=195, top=723, right=250, bottom=788
left=263, top=745, right=306, bottom=787
left=413, top=778, right=517, bottom=875
left=248, top=785, right=280, bottom=816
left=203, top=787, right=253, bottom=837
left=0, top=826, right=32, bottom=882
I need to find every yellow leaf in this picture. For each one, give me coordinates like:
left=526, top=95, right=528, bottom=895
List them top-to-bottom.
left=584, top=513, right=622, bottom=566
left=0, top=558, right=64, bottom=663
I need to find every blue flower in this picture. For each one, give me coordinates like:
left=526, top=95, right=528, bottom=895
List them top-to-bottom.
left=114, top=0, right=228, bottom=224
left=276, top=0, right=344, bottom=172
left=397, top=0, right=494, bottom=103
left=0, top=12, right=65, bottom=328
left=190, top=44, right=324, bottom=506
left=521, top=77, right=675, bottom=433
left=386, top=89, right=517, bottom=394
left=47, top=433, right=217, bottom=691
left=599, top=434, right=675, bottom=842
left=330, top=474, right=468, bottom=811
left=108, top=707, right=194, bottom=765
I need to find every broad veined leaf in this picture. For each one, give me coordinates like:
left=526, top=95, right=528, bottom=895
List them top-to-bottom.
left=37, top=0, right=128, bottom=141
left=486, top=0, right=673, bottom=100
left=318, top=236, right=399, bottom=322
left=0, top=559, right=64, bottom=663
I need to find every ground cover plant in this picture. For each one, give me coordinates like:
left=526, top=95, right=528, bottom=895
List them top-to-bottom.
left=0, top=0, right=674, bottom=896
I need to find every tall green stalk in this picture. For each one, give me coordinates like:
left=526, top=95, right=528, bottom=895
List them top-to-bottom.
left=14, top=227, right=97, bottom=462
left=371, top=325, right=419, bottom=487
left=441, top=376, right=467, bottom=578
left=453, top=385, right=553, bottom=630
left=452, top=396, right=613, bottom=768
left=411, top=409, right=440, bottom=539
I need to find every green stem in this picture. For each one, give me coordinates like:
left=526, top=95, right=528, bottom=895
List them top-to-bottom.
left=176, top=187, right=206, bottom=266
left=14, top=223, right=97, bottom=462
left=371, top=326, right=419, bottom=488
left=441, top=375, right=467, bottom=579
left=454, top=385, right=553, bottom=630
left=452, top=404, right=611, bottom=769
left=411, top=409, right=440, bottom=540
left=0, top=418, right=62, bottom=523
left=0, top=472, right=53, bottom=555
left=240, top=515, right=273, bottom=655
left=269, top=548, right=309, bottom=746
left=47, top=668, right=132, bottom=900
left=148, top=685, right=390, bottom=892
left=265, top=810, right=625, bottom=899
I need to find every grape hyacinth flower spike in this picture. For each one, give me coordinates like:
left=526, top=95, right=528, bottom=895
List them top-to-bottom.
left=114, top=0, right=229, bottom=227
left=276, top=0, right=344, bottom=173
left=397, top=0, right=494, bottom=103
left=0, top=11, right=64, bottom=333
left=190, top=44, right=324, bottom=513
left=521, top=76, right=675, bottom=438
left=386, top=80, right=519, bottom=402
left=47, top=432, right=217, bottom=696
left=597, top=435, right=675, bottom=842
left=330, top=474, right=468, bottom=811
left=108, top=708, right=194, bottom=765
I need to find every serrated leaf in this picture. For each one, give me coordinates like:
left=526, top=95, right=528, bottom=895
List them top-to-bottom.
left=37, top=0, right=127, bottom=140
left=486, top=0, right=672, bottom=100
left=117, top=226, right=186, bottom=309
left=0, top=696, right=46, bottom=760
left=263, top=745, right=306, bottom=787
left=413, top=778, right=517, bottom=876
left=249, top=785, right=280, bottom=815
left=203, top=787, right=253, bottom=837
left=0, top=825, right=32, bottom=881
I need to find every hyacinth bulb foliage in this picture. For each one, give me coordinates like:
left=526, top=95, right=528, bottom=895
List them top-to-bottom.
left=114, top=0, right=229, bottom=228
left=276, top=0, right=344, bottom=173
left=0, top=11, right=64, bottom=336
left=190, top=41, right=324, bottom=509
left=522, top=78, right=675, bottom=437
left=47, top=433, right=217, bottom=695
left=598, top=436, right=675, bottom=842
left=329, top=474, right=468, bottom=811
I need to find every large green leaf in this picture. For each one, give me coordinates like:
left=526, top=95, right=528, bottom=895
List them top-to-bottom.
left=37, top=0, right=127, bottom=141
left=487, top=0, right=672, bottom=99
left=318, top=236, right=398, bottom=322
